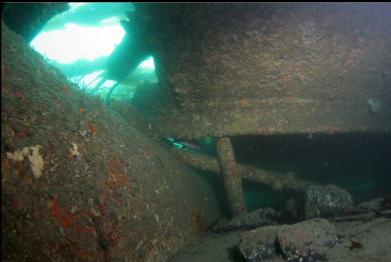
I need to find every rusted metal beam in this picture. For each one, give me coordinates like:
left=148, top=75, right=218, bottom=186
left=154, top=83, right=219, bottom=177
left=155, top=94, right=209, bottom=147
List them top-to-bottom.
left=134, top=4, right=391, bottom=138
left=216, top=137, right=247, bottom=216
left=169, top=148, right=315, bottom=193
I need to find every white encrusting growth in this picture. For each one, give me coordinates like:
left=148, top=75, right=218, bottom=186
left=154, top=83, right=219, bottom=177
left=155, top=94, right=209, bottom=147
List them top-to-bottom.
left=7, top=145, right=45, bottom=178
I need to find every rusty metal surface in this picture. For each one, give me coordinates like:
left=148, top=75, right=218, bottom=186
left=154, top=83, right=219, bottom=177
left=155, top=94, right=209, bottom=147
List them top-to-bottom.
left=133, top=3, right=391, bottom=139
left=1, top=21, right=221, bottom=261
left=216, top=137, right=246, bottom=216
left=170, top=148, right=315, bottom=192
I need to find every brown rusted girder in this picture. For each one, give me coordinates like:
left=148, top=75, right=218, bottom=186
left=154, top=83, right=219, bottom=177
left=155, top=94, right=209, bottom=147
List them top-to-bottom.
left=216, top=137, right=247, bottom=216
left=169, top=147, right=315, bottom=193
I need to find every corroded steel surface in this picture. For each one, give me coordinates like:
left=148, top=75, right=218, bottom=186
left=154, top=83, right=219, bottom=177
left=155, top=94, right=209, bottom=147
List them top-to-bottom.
left=134, top=3, right=391, bottom=139
left=1, top=21, right=221, bottom=261
left=216, top=137, right=246, bottom=216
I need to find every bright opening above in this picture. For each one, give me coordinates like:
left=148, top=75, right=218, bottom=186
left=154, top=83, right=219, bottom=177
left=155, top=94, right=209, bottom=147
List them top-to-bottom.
left=29, top=3, right=157, bottom=102
left=31, top=23, right=125, bottom=64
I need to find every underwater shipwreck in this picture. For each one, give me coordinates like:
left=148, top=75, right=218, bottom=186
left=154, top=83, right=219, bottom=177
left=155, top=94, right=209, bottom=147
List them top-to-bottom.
left=1, top=3, right=391, bottom=262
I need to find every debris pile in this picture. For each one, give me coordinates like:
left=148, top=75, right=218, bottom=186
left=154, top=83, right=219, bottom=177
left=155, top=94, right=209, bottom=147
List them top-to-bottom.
left=305, top=184, right=353, bottom=219
left=239, top=218, right=337, bottom=262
